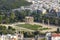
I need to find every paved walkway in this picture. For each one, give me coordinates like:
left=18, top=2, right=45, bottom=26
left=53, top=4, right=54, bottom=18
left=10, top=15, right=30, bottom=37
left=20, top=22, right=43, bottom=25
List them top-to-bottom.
left=0, top=22, right=58, bottom=33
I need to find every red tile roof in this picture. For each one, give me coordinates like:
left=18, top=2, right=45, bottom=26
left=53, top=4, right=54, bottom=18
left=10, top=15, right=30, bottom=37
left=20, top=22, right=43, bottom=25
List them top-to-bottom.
left=52, top=33, right=60, bottom=37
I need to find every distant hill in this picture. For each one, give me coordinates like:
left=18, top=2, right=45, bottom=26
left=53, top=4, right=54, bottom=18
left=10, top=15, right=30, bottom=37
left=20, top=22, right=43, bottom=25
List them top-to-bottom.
left=0, top=0, right=32, bottom=10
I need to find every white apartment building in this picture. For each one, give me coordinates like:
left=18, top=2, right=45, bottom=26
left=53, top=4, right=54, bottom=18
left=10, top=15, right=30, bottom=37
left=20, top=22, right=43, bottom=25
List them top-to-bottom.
left=0, top=33, right=24, bottom=40
left=0, top=34, right=17, bottom=40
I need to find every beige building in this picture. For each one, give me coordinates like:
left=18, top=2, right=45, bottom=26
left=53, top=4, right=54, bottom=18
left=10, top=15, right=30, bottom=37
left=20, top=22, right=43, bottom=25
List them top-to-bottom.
left=25, top=16, right=34, bottom=24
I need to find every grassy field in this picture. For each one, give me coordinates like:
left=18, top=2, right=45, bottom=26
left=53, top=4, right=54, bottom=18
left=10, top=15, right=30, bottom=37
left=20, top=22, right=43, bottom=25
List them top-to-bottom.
left=16, top=24, right=51, bottom=30
left=16, top=24, right=42, bottom=30
left=39, top=28, right=51, bottom=30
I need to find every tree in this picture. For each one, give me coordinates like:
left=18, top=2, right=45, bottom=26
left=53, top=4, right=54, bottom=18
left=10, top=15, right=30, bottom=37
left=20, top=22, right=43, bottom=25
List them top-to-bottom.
left=0, top=0, right=32, bottom=10
left=25, top=9, right=31, bottom=16
left=31, top=10, right=42, bottom=22
left=10, top=12, right=15, bottom=22
left=0, top=15, right=3, bottom=24
left=5, top=17, right=10, bottom=24
left=54, top=17, right=58, bottom=25
left=3, top=26, right=16, bottom=34
left=8, top=26, right=13, bottom=30
left=57, top=28, right=60, bottom=33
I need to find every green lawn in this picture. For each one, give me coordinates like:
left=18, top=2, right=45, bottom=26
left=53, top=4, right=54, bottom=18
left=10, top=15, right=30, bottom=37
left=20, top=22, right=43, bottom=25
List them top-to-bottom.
left=16, top=24, right=51, bottom=30
left=16, top=24, right=42, bottom=30
left=39, top=28, right=51, bottom=30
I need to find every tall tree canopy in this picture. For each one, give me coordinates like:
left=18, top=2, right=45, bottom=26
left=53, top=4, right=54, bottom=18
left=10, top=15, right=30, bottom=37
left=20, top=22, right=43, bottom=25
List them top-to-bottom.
left=0, top=0, right=32, bottom=10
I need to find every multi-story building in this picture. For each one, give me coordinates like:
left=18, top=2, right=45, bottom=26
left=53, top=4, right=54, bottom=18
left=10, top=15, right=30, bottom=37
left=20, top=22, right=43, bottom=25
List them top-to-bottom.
left=0, top=33, right=23, bottom=40
left=46, top=33, right=60, bottom=40
left=52, top=33, right=60, bottom=40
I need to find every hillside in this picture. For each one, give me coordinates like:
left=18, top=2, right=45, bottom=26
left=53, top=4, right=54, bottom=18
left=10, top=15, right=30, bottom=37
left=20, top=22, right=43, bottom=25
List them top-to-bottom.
left=0, top=0, right=32, bottom=10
